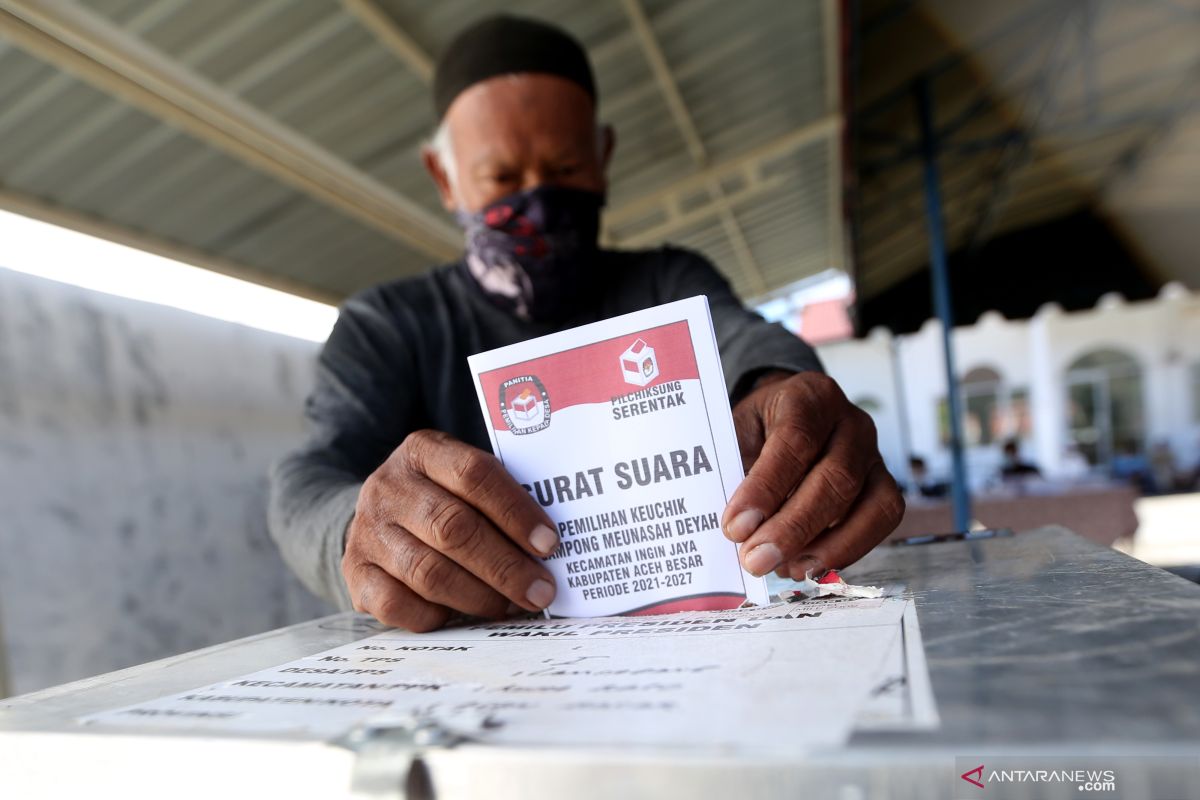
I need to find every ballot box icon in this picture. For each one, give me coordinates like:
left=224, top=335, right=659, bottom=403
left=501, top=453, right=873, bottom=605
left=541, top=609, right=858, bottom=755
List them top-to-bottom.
left=620, top=338, right=659, bottom=386
left=498, top=374, right=551, bottom=435
left=511, top=387, right=540, bottom=421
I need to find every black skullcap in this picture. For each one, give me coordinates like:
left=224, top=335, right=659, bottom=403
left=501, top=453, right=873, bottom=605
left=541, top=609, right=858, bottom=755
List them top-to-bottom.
left=433, top=15, right=596, bottom=120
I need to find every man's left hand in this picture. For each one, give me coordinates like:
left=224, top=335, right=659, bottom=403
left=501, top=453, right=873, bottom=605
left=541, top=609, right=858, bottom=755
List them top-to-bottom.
left=722, top=371, right=904, bottom=580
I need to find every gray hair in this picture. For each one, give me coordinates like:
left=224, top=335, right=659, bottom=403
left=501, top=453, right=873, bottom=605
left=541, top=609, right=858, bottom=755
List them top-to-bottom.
left=428, top=120, right=459, bottom=189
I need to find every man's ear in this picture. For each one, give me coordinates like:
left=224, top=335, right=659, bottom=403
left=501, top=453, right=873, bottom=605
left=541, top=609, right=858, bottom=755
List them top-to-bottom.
left=595, top=123, right=617, bottom=196
left=600, top=123, right=617, bottom=173
left=422, top=147, right=458, bottom=213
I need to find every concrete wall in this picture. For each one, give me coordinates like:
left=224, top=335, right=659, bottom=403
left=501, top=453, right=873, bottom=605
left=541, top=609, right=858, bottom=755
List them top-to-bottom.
left=0, top=268, right=332, bottom=696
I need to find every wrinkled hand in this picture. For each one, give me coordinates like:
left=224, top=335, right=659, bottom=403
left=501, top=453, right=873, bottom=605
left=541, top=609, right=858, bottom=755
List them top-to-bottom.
left=722, top=372, right=904, bottom=580
left=344, top=429, right=560, bottom=632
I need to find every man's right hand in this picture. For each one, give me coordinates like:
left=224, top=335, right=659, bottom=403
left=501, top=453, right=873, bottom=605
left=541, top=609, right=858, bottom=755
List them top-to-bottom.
left=343, top=429, right=560, bottom=632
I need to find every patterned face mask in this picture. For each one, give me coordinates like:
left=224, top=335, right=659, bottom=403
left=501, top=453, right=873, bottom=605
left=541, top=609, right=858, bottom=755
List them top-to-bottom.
left=456, top=185, right=605, bottom=322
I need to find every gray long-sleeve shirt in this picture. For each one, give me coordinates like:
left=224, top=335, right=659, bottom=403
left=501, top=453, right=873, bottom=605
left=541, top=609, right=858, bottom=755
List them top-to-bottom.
left=268, top=246, right=823, bottom=608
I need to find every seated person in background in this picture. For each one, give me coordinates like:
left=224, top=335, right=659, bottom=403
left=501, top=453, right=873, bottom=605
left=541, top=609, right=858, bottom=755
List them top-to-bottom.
left=268, top=15, right=903, bottom=632
left=999, top=439, right=1040, bottom=482
left=1112, top=441, right=1153, bottom=493
left=1149, top=441, right=1177, bottom=494
left=1060, top=443, right=1091, bottom=481
left=905, top=456, right=948, bottom=500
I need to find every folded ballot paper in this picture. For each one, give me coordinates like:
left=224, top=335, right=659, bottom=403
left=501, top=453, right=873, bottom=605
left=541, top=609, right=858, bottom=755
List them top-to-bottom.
left=468, top=297, right=770, bottom=617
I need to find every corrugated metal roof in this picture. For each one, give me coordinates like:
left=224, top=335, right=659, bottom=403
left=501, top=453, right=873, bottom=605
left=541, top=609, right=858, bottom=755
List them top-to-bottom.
left=0, top=0, right=844, bottom=303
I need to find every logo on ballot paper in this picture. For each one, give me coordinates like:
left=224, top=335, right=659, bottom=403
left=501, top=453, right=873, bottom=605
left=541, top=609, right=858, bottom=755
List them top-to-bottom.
left=620, top=338, right=659, bottom=386
left=499, top=375, right=551, bottom=434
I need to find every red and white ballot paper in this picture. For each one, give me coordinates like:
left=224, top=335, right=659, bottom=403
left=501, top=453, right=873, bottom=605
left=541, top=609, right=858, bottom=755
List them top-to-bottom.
left=469, top=296, right=769, bottom=617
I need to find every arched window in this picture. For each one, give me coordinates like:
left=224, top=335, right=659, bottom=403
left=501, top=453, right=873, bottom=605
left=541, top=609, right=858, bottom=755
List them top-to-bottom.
left=1065, top=349, right=1144, bottom=466
left=937, top=366, right=1029, bottom=447
left=962, top=367, right=1002, bottom=446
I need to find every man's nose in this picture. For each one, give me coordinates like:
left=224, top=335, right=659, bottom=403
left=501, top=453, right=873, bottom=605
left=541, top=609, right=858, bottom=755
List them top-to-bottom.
left=519, top=167, right=557, bottom=192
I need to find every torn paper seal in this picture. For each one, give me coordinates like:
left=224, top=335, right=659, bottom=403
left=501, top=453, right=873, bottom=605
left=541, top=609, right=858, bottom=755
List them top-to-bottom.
left=780, top=569, right=884, bottom=601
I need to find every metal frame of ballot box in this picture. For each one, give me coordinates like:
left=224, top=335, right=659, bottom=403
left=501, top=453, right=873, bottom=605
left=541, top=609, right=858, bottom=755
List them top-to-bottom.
left=1, top=526, right=1199, bottom=799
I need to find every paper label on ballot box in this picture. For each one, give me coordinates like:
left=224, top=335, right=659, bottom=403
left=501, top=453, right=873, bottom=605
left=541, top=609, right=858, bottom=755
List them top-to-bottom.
left=469, top=296, right=768, bottom=617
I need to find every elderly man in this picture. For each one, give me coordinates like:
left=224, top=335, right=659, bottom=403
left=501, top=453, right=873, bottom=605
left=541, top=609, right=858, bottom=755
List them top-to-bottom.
left=269, top=15, right=902, bottom=632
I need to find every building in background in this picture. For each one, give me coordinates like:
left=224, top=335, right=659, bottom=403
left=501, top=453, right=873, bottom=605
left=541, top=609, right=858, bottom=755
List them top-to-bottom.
left=764, top=276, right=1200, bottom=493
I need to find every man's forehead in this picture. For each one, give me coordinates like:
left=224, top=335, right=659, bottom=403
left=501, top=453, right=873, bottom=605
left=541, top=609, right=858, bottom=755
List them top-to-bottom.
left=444, top=73, right=596, bottom=125
left=445, top=74, right=597, bottom=163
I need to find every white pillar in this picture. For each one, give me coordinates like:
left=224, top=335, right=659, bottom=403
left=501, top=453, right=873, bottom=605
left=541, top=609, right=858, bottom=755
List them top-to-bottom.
left=1153, top=290, right=1186, bottom=456
left=1029, top=306, right=1064, bottom=476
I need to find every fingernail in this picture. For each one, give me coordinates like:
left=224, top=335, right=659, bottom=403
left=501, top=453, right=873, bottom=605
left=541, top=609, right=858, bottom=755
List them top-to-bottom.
left=725, top=509, right=763, bottom=542
left=529, top=524, right=559, bottom=556
left=744, top=543, right=782, bottom=576
left=790, top=555, right=823, bottom=581
left=526, top=578, right=555, bottom=609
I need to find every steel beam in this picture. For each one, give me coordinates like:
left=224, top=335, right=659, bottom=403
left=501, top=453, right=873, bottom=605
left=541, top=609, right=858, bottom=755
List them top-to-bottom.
left=340, top=0, right=433, bottom=83
left=619, top=0, right=768, bottom=295
left=823, top=0, right=845, bottom=272
left=916, top=77, right=971, bottom=532
left=605, top=117, right=839, bottom=229
left=618, top=174, right=790, bottom=247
